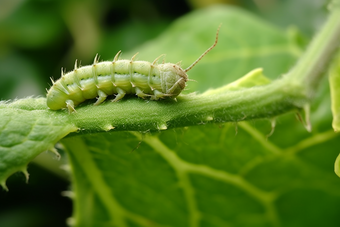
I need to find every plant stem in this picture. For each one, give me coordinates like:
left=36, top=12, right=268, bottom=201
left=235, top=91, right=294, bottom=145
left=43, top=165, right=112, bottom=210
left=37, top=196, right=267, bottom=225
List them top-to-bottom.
left=285, top=2, right=340, bottom=98
left=67, top=4, right=340, bottom=133
left=67, top=79, right=305, bottom=133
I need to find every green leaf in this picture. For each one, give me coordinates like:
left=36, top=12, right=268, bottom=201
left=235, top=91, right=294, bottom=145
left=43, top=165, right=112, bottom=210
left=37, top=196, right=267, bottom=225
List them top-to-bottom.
left=2, top=4, right=340, bottom=227
left=60, top=5, right=339, bottom=227
left=329, top=51, right=340, bottom=132
left=329, top=51, right=340, bottom=177
left=0, top=98, right=77, bottom=190
left=63, top=122, right=340, bottom=227
left=335, top=153, right=340, bottom=178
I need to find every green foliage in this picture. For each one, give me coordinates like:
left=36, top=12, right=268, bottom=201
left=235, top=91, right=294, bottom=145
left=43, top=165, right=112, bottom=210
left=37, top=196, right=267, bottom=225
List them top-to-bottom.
left=1, top=2, right=340, bottom=227
left=330, top=52, right=340, bottom=132
left=330, top=52, right=340, bottom=177
left=0, top=98, right=78, bottom=190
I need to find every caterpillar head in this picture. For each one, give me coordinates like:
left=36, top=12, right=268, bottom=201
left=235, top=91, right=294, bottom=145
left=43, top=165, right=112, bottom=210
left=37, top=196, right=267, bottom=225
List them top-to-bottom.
left=159, top=63, right=188, bottom=97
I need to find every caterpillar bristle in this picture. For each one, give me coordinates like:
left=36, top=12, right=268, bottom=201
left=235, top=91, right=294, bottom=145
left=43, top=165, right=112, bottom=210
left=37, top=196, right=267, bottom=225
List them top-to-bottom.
left=113, top=50, right=122, bottom=62
left=131, top=52, right=139, bottom=62
left=93, top=54, right=99, bottom=64
left=152, top=54, right=165, bottom=65
left=74, top=59, right=78, bottom=70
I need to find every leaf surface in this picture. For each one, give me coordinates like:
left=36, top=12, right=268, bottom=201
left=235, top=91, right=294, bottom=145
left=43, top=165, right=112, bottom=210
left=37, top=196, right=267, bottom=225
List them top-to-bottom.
left=1, top=5, right=340, bottom=227
left=60, top=5, right=340, bottom=227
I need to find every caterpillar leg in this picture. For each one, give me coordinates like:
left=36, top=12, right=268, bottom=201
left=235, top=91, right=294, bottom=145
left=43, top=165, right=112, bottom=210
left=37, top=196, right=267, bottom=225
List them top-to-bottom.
left=112, top=87, right=126, bottom=102
left=135, top=87, right=150, bottom=99
left=94, top=90, right=107, bottom=106
left=150, top=90, right=165, bottom=100
left=66, top=99, right=76, bottom=113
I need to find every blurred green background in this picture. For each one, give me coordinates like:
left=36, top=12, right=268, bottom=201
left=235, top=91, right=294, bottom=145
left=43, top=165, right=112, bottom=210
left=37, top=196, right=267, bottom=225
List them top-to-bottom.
left=0, top=0, right=328, bottom=226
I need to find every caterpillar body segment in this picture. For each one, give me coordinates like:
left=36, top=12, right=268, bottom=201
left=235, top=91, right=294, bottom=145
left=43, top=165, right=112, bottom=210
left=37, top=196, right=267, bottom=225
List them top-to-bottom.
left=46, top=25, right=221, bottom=112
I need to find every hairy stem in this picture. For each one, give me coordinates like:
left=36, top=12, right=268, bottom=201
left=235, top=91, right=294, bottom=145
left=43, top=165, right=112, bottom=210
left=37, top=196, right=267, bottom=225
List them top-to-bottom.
left=67, top=79, right=304, bottom=133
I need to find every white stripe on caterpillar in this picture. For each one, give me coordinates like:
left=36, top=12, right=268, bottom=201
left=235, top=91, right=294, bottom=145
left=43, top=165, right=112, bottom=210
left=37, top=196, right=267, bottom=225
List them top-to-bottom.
left=46, top=25, right=221, bottom=112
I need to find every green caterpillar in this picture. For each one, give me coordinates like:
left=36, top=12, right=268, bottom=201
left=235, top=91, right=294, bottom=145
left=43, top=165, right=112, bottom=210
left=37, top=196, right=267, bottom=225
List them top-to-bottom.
left=46, top=26, right=220, bottom=112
